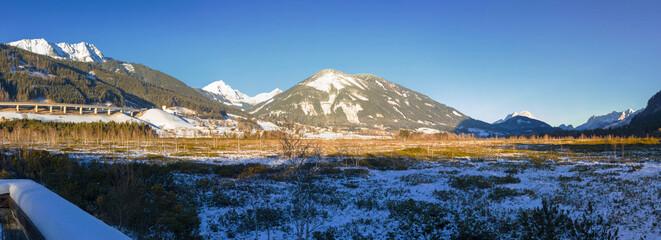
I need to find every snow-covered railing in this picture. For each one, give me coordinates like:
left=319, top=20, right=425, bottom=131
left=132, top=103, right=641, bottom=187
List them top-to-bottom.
left=0, top=180, right=130, bottom=240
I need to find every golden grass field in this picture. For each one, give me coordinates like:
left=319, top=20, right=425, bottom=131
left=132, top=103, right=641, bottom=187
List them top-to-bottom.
left=3, top=133, right=659, bottom=163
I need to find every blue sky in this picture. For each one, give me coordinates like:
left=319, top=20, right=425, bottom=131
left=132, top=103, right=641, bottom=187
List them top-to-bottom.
left=3, top=0, right=661, bottom=126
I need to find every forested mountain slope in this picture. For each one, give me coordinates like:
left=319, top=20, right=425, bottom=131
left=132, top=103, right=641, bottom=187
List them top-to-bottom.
left=0, top=44, right=241, bottom=118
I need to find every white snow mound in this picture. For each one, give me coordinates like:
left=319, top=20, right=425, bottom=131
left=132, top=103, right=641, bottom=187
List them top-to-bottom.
left=137, top=109, right=198, bottom=130
left=0, top=111, right=144, bottom=124
left=257, top=121, right=280, bottom=131
left=416, top=127, right=441, bottom=134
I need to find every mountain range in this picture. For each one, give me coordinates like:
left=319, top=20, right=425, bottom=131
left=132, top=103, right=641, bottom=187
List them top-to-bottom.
left=4, top=38, right=659, bottom=137
left=1, top=39, right=241, bottom=118
left=8, top=39, right=107, bottom=63
left=250, top=69, right=470, bottom=130
left=201, top=71, right=561, bottom=135
left=196, top=80, right=282, bottom=111
left=628, top=90, right=661, bottom=132
left=575, top=109, right=642, bottom=130
left=455, top=111, right=554, bottom=137
left=493, top=111, right=539, bottom=124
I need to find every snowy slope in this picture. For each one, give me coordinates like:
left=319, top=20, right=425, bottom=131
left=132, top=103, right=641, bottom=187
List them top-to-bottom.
left=8, top=38, right=107, bottom=62
left=251, top=69, right=469, bottom=130
left=305, top=70, right=366, bottom=92
left=199, top=80, right=282, bottom=108
left=202, top=80, right=248, bottom=106
left=248, top=88, right=283, bottom=105
left=164, top=106, right=198, bottom=116
left=576, top=108, right=643, bottom=130
left=0, top=109, right=204, bottom=131
left=137, top=109, right=199, bottom=130
left=0, top=111, right=145, bottom=124
left=493, top=111, right=539, bottom=124
left=256, top=121, right=280, bottom=131
left=416, top=127, right=441, bottom=134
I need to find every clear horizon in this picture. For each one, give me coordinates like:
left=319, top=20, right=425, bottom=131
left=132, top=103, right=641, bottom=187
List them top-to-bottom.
left=3, top=0, right=660, bottom=126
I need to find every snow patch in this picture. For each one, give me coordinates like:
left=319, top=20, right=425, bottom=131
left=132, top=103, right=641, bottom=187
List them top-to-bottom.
left=121, top=63, right=135, bottom=73
left=306, top=71, right=365, bottom=92
left=374, top=80, right=387, bottom=90
left=247, top=88, right=283, bottom=105
left=320, top=93, right=337, bottom=115
left=352, top=93, right=368, bottom=101
left=250, top=99, right=273, bottom=114
left=387, top=100, right=399, bottom=107
left=299, top=102, right=317, bottom=116
left=334, top=102, right=363, bottom=124
left=164, top=107, right=197, bottom=116
left=393, top=107, right=407, bottom=119
left=137, top=109, right=199, bottom=130
left=0, top=111, right=144, bottom=124
left=256, top=121, right=280, bottom=131
left=416, top=127, right=441, bottom=134
left=467, top=128, right=490, bottom=137
left=303, top=132, right=390, bottom=140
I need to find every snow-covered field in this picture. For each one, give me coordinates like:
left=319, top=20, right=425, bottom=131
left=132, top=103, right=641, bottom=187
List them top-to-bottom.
left=1, top=109, right=659, bottom=239
left=0, top=111, right=145, bottom=124
left=3, top=133, right=659, bottom=239
left=190, top=158, right=661, bottom=240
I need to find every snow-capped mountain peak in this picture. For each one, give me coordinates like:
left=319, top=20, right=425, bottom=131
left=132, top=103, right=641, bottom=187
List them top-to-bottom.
left=8, top=38, right=107, bottom=62
left=252, top=69, right=469, bottom=129
left=305, top=69, right=366, bottom=92
left=199, top=80, right=282, bottom=109
left=201, top=80, right=248, bottom=102
left=248, top=88, right=283, bottom=105
left=576, top=108, right=643, bottom=130
left=493, top=111, right=538, bottom=124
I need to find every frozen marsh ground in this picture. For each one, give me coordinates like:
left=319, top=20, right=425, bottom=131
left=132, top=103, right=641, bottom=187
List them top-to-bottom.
left=191, top=157, right=661, bottom=240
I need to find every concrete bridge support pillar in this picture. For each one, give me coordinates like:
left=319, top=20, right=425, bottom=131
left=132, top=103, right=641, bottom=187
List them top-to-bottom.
left=16, top=105, right=19, bottom=112
left=34, top=105, right=38, bottom=112
left=49, top=106, right=53, bottom=113
left=63, top=106, right=67, bottom=113
left=79, top=107, right=83, bottom=114
left=94, top=108, right=98, bottom=114
left=107, top=109, right=111, bottom=115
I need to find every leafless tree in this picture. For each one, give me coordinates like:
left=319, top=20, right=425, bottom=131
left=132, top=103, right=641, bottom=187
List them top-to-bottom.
left=276, top=120, right=332, bottom=239
left=278, top=121, right=318, bottom=167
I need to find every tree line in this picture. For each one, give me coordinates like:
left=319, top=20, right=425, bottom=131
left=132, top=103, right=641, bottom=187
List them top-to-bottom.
left=0, top=119, right=154, bottom=143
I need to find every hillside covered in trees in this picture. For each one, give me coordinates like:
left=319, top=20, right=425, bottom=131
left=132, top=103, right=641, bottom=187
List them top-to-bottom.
left=0, top=44, right=243, bottom=118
